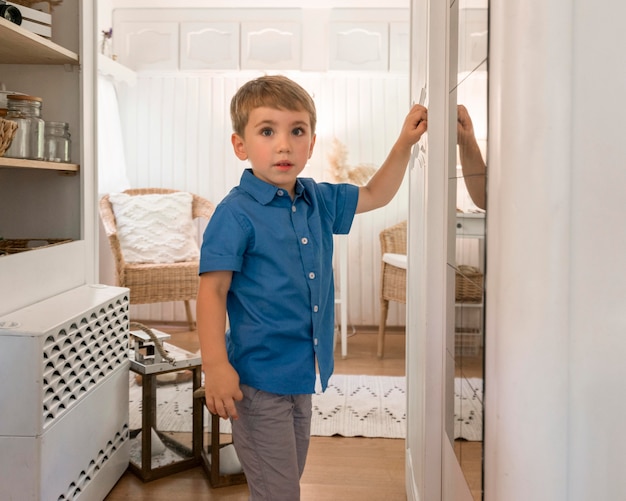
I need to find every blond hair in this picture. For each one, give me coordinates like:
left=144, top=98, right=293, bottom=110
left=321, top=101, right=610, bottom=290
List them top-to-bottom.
left=230, top=75, right=317, bottom=136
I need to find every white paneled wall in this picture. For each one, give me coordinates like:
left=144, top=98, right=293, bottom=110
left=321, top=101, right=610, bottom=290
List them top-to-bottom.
left=105, top=71, right=409, bottom=327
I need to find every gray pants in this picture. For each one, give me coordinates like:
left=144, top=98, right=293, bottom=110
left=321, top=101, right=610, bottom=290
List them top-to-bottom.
left=232, top=384, right=312, bottom=501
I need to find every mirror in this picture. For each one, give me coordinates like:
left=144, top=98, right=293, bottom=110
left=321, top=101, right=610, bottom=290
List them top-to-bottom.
left=449, top=0, right=488, bottom=499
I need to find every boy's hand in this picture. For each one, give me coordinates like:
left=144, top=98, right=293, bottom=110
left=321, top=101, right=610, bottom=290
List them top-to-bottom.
left=355, top=104, right=428, bottom=214
left=396, top=104, right=428, bottom=150
left=457, top=104, right=476, bottom=146
left=203, top=361, right=244, bottom=420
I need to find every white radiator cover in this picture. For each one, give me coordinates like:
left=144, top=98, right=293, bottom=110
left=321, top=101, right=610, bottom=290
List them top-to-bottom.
left=0, top=285, right=131, bottom=501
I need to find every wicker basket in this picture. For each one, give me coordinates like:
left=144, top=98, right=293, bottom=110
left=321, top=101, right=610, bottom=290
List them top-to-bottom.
left=0, top=118, right=18, bottom=157
left=0, top=238, right=72, bottom=256
left=455, top=265, right=483, bottom=303
left=455, top=331, right=482, bottom=357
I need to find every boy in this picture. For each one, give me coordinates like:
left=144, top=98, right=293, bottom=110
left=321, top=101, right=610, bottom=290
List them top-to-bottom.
left=197, top=75, right=427, bottom=500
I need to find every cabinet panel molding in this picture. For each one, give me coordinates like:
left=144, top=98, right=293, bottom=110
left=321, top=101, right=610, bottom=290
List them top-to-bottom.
left=111, top=8, right=408, bottom=72
left=115, top=21, right=179, bottom=71
left=181, top=22, right=239, bottom=70
left=241, top=22, right=302, bottom=70
left=329, top=22, right=389, bottom=71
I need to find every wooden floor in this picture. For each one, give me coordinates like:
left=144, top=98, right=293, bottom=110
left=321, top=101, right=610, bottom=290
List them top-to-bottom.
left=105, top=325, right=408, bottom=501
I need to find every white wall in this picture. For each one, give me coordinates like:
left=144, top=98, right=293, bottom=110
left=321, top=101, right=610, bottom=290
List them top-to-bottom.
left=485, top=0, right=626, bottom=500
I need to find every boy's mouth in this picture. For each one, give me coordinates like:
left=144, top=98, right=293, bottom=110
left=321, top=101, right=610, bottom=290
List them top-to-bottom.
left=274, top=161, right=293, bottom=170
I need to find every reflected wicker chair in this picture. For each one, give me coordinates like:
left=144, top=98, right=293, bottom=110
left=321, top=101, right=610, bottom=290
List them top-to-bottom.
left=99, top=188, right=215, bottom=330
left=377, top=220, right=407, bottom=358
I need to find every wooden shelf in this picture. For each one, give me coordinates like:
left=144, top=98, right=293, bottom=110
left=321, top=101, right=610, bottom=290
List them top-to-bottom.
left=0, top=17, right=78, bottom=65
left=98, top=54, right=137, bottom=85
left=0, top=157, right=79, bottom=172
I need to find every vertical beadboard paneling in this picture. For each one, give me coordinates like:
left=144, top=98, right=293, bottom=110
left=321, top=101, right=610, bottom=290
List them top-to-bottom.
left=112, top=71, right=409, bottom=326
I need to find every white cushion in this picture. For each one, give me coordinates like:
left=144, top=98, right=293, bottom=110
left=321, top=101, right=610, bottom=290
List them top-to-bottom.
left=109, top=191, right=199, bottom=264
left=382, top=252, right=407, bottom=270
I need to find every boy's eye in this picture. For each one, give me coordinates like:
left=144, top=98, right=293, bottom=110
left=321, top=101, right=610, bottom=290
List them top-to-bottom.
left=292, top=127, right=305, bottom=136
left=260, top=128, right=273, bottom=137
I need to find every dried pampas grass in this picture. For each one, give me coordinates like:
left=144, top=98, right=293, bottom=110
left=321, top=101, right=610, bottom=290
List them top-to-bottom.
left=327, top=138, right=377, bottom=187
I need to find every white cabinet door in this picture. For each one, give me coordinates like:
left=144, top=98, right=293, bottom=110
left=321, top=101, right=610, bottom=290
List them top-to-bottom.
left=114, top=21, right=178, bottom=71
left=180, top=22, right=239, bottom=70
left=241, top=22, right=302, bottom=70
left=329, top=22, right=389, bottom=71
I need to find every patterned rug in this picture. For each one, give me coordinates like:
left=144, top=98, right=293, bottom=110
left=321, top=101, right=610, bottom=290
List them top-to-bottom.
left=129, top=374, right=407, bottom=439
left=454, top=377, right=483, bottom=441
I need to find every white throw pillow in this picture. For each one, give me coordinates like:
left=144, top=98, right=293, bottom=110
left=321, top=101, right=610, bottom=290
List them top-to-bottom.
left=109, top=191, right=199, bottom=264
left=382, top=252, right=407, bottom=270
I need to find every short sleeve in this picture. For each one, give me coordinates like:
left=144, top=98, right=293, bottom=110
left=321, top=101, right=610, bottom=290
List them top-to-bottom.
left=199, top=203, right=247, bottom=274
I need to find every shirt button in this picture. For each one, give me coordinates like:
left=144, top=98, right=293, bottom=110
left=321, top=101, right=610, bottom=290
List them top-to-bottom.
left=277, top=189, right=284, bottom=196
left=292, top=205, right=296, bottom=212
left=301, top=237, right=308, bottom=245
left=309, top=272, right=315, bottom=279
left=313, top=305, right=319, bottom=312
left=314, top=338, right=319, bottom=346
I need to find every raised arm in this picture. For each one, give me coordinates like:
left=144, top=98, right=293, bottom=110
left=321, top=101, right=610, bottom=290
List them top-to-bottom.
left=356, top=104, right=428, bottom=214
left=457, top=104, right=487, bottom=210
left=196, top=270, right=243, bottom=420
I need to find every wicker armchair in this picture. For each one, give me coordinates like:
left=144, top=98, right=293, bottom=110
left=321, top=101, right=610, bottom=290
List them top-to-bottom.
left=99, top=188, right=215, bottom=330
left=377, top=220, right=407, bottom=358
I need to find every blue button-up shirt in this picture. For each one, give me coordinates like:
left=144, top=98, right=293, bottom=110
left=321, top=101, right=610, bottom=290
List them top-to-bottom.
left=199, top=169, right=359, bottom=395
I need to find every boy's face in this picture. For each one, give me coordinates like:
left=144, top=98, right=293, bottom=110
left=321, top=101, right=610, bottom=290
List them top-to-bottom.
left=231, top=106, right=316, bottom=196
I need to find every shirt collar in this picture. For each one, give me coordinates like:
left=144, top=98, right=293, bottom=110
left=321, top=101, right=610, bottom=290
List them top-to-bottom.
left=239, top=168, right=311, bottom=205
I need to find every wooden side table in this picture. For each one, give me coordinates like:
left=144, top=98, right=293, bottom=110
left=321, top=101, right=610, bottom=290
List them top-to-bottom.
left=128, top=336, right=203, bottom=482
left=194, top=388, right=247, bottom=488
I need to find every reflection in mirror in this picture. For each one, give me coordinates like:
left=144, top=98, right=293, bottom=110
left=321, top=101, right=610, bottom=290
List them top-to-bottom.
left=450, top=1, right=488, bottom=500
left=457, top=99, right=486, bottom=211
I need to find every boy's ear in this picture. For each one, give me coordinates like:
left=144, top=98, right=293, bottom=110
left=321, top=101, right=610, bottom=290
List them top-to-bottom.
left=232, top=133, right=248, bottom=160
left=308, top=133, right=317, bottom=159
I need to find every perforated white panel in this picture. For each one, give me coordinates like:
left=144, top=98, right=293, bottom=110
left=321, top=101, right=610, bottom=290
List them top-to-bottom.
left=0, top=285, right=131, bottom=501
left=42, top=298, right=129, bottom=427
left=58, top=423, right=129, bottom=500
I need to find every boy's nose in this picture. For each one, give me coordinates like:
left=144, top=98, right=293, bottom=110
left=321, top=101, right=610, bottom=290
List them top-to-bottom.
left=276, top=135, right=291, bottom=153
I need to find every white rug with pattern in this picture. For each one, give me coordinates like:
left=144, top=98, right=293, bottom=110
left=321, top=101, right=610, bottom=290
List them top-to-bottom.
left=129, top=374, right=407, bottom=439
left=454, top=377, right=483, bottom=441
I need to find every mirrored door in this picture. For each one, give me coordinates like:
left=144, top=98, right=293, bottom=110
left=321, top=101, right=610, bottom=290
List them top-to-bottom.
left=447, top=0, right=488, bottom=499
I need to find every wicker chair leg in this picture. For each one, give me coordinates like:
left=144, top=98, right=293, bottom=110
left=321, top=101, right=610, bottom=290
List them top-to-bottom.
left=378, top=299, right=390, bottom=358
left=184, top=300, right=196, bottom=331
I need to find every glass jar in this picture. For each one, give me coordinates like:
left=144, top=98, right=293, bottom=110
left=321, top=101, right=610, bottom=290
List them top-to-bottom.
left=4, top=95, right=45, bottom=160
left=44, top=121, right=71, bottom=163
